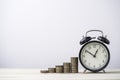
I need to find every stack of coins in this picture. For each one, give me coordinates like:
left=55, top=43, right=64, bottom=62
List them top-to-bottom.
left=40, top=56, right=79, bottom=73
left=71, top=57, right=78, bottom=73
left=63, top=63, right=71, bottom=73
left=56, top=65, right=63, bottom=73
left=48, top=68, right=56, bottom=73
left=40, top=70, right=49, bottom=73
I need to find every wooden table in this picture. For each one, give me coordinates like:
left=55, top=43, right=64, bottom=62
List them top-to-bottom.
left=0, top=68, right=120, bottom=80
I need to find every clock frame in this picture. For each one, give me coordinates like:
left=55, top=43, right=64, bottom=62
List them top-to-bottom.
left=79, top=41, right=110, bottom=72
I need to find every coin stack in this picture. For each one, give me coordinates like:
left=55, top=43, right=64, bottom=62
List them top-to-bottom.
left=40, top=57, right=79, bottom=73
left=71, top=57, right=78, bottom=73
left=63, top=62, right=71, bottom=73
left=56, top=65, right=63, bottom=73
left=48, top=68, right=56, bottom=73
left=40, top=70, right=49, bottom=73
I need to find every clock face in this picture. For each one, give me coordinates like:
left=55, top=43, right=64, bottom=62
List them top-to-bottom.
left=79, top=41, right=110, bottom=72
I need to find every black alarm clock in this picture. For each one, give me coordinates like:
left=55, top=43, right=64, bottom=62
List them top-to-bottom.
left=79, top=30, right=110, bottom=73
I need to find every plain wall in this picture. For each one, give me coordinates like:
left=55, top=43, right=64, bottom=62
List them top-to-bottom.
left=0, top=0, right=120, bottom=69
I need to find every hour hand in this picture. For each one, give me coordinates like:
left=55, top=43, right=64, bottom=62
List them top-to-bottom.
left=94, top=49, right=98, bottom=57
left=85, top=50, right=94, bottom=57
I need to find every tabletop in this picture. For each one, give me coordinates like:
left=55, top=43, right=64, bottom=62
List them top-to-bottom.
left=0, top=68, right=120, bottom=80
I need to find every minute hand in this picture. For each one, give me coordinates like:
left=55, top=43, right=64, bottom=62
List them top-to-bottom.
left=85, top=50, right=94, bottom=57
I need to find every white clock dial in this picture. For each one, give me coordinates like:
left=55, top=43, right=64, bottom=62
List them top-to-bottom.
left=79, top=41, right=110, bottom=72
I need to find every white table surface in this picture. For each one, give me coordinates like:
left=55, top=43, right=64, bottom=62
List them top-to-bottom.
left=0, top=68, right=120, bottom=80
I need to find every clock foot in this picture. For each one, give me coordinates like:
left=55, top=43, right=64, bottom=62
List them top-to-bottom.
left=83, top=69, right=87, bottom=73
left=83, top=69, right=106, bottom=73
left=103, top=70, right=106, bottom=73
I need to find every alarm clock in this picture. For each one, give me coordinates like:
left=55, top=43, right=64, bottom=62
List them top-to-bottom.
left=79, top=30, right=110, bottom=73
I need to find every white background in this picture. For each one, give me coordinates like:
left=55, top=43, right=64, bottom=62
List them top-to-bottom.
left=0, top=0, right=120, bottom=69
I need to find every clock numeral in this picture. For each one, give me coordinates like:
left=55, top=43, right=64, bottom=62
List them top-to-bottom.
left=93, top=44, right=96, bottom=48
left=88, top=46, right=91, bottom=50
left=99, top=46, right=101, bottom=49
left=102, top=49, right=105, bottom=53
left=85, top=50, right=87, bottom=53
left=82, top=55, right=85, bottom=58
left=104, top=55, right=107, bottom=58
left=84, top=60, right=87, bottom=63
left=102, top=60, right=105, bottom=63
left=88, top=63, right=91, bottom=66
left=93, top=65, right=96, bottom=69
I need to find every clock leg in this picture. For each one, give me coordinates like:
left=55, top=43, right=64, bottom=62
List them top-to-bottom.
left=83, top=69, right=87, bottom=73
left=103, top=70, right=106, bottom=73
